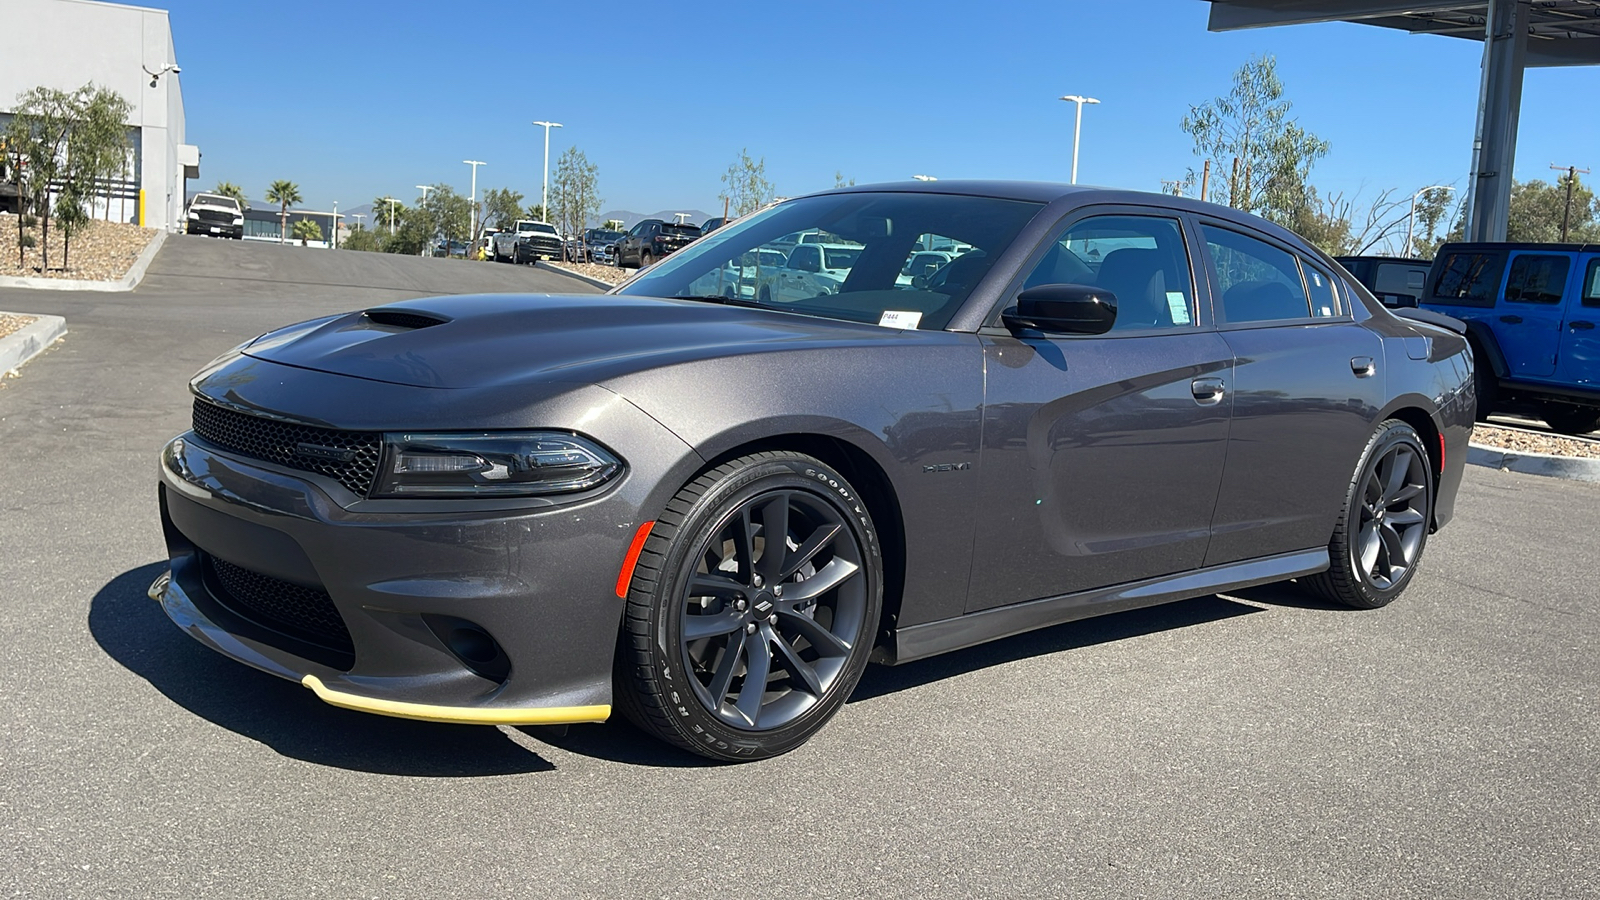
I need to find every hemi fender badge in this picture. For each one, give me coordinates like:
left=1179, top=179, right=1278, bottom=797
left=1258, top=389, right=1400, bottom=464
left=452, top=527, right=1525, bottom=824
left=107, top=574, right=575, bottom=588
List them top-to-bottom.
left=923, top=462, right=971, bottom=473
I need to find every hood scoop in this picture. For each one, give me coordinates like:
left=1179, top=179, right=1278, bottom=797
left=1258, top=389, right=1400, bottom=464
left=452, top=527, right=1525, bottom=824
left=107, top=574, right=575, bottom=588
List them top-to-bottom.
left=362, top=308, right=452, bottom=330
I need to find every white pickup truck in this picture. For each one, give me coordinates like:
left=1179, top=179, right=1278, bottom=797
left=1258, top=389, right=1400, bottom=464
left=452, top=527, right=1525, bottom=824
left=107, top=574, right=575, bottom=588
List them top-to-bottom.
left=492, top=219, right=562, bottom=264
left=755, top=242, right=863, bottom=304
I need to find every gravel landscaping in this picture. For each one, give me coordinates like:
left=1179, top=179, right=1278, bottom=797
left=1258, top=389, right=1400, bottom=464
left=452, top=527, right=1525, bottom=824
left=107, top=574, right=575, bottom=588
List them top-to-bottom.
left=0, top=215, right=156, bottom=281
left=546, top=261, right=628, bottom=287
left=0, top=312, right=38, bottom=340
left=1473, top=423, right=1600, bottom=459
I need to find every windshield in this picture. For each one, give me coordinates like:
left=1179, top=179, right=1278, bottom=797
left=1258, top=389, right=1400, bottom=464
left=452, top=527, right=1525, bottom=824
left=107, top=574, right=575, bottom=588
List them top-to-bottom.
left=615, top=192, right=1042, bottom=330
left=194, top=195, right=239, bottom=210
left=519, top=222, right=557, bottom=235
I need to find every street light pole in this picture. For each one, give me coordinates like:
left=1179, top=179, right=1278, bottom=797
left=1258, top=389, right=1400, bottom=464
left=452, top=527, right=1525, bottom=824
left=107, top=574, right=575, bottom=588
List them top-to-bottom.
left=1058, top=95, right=1100, bottom=185
left=531, top=121, right=562, bottom=222
left=462, top=160, right=486, bottom=242
left=912, top=174, right=937, bottom=181
left=415, top=184, right=433, bottom=202
left=1406, top=185, right=1456, bottom=256
left=382, top=197, right=400, bottom=235
left=332, top=201, right=339, bottom=250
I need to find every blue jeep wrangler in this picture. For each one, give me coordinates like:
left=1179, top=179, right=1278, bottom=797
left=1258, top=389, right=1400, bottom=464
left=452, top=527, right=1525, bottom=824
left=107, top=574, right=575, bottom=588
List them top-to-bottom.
left=1421, top=242, right=1600, bottom=435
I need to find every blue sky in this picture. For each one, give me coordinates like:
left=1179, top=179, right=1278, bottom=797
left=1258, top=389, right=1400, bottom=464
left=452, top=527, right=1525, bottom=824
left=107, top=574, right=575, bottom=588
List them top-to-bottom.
left=161, top=0, right=1599, bottom=216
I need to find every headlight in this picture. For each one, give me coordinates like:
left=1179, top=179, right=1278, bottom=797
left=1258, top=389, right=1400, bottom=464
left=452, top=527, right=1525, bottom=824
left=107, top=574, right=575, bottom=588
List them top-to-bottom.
left=187, top=211, right=199, bottom=219
left=232, top=215, right=243, bottom=224
left=374, top=432, right=622, bottom=498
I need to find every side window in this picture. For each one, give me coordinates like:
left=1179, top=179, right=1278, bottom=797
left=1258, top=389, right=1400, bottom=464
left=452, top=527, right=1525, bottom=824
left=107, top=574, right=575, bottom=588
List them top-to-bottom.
left=1019, top=215, right=1195, bottom=331
left=1202, top=225, right=1311, bottom=323
left=790, top=246, right=820, bottom=272
left=1430, top=252, right=1502, bottom=307
left=1503, top=254, right=1570, bottom=305
left=1583, top=258, right=1600, bottom=309
left=1302, top=263, right=1341, bottom=317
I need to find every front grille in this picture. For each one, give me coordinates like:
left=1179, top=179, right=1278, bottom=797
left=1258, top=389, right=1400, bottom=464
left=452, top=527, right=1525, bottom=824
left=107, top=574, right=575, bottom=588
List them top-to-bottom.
left=193, top=208, right=235, bottom=224
left=191, top=399, right=383, bottom=497
left=206, top=555, right=354, bottom=658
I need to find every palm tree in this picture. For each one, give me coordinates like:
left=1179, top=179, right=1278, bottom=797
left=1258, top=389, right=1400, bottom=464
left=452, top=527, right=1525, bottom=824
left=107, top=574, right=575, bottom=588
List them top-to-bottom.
left=265, top=180, right=301, bottom=244
left=213, top=181, right=249, bottom=210
left=290, top=218, right=322, bottom=246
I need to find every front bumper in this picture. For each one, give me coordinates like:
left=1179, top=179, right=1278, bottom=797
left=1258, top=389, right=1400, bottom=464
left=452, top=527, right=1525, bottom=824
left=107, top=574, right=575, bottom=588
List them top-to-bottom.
left=187, top=220, right=242, bottom=238
left=154, top=368, right=700, bottom=725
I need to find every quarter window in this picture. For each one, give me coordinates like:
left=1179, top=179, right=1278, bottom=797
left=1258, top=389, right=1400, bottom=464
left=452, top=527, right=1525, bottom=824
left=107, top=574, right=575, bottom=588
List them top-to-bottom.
left=1019, top=215, right=1195, bottom=331
left=1202, top=226, right=1311, bottom=323
left=1504, top=254, right=1569, bottom=305
left=1583, top=258, right=1600, bottom=309
left=1303, top=263, right=1341, bottom=317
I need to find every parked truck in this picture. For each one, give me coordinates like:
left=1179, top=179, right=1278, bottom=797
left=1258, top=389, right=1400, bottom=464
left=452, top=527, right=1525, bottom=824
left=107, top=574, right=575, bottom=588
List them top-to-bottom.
left=492, top=220, right=563, bottom=264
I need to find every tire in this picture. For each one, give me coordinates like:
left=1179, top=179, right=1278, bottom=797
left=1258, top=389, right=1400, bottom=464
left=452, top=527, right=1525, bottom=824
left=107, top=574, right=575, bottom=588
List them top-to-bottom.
left=641, top=250, right=654, bottom=268
left=758, top=286, right=772, bottom=304
left=1542, top=405, right=1600, bottom=436
left=1302, top=420, right=1433, bottom=609
left=615, top=451, right=883, bottom=762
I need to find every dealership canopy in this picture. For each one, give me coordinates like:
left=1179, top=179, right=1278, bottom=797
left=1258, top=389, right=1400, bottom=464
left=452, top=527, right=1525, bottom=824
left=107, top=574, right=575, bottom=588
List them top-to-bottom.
left=1206, top=1, right=1600, bottom=242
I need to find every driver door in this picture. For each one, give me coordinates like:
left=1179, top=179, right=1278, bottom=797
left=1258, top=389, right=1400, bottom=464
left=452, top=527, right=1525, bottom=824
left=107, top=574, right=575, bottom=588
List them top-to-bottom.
left=966, top=211, right=1234, bottom=611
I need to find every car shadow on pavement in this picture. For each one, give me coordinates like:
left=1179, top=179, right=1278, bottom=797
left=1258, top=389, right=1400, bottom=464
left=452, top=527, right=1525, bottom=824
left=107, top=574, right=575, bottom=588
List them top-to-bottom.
left=89, top=562, right=554, bottom=777
left=1223, top=580, right=1353, bottom=611
left=850, top=594, right=1264, bottom=703
left=516, top=719, right=712, bottom=768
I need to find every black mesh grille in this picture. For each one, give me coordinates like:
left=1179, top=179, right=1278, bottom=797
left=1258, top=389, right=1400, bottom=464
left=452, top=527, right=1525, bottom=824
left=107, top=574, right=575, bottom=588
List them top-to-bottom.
left=191, top=399, right=382, bottom=497
left=206, top=555, right=353, bottom=657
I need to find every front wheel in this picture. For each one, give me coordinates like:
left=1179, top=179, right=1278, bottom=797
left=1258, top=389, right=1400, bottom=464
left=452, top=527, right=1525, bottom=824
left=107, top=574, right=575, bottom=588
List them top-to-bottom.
left=1302, top=420, right=1433, bottom=609
left=615, top=452, right=883, bottom=761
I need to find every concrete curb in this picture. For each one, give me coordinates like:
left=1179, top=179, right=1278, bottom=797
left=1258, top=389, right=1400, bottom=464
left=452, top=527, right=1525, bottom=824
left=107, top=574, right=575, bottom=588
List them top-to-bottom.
left=0, top=229, right=167, bottom=293
left=535, top=260, right=614, bottom=292
left=0, top=313, right=67, bottom=375
left=1467, top=442, right=1600, bottom=483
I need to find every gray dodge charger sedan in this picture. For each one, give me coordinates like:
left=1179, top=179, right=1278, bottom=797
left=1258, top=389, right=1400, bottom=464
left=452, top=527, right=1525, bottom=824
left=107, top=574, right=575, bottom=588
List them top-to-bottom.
left=153, top=182, right=1473, bottom=760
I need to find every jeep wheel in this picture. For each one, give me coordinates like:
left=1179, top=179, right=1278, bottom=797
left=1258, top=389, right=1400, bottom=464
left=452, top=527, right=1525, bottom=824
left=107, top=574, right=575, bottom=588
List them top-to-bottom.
left=614, top=451, right=882, bottom=762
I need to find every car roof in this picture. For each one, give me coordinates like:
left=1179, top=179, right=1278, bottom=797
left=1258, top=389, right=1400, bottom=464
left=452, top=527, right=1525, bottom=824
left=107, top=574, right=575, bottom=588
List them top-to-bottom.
left=811, top=180, right=1315, bottom=253
left=1335, top=255, right=1430, bottom=265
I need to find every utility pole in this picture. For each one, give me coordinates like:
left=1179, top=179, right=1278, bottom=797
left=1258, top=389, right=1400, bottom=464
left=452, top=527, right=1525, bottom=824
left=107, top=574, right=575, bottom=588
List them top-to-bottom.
left=1230, top=157, right=1241, bottom=208
left=1200, top=160, right=1211, bottom=205
left=1550, top=163, right=1590, bottom=242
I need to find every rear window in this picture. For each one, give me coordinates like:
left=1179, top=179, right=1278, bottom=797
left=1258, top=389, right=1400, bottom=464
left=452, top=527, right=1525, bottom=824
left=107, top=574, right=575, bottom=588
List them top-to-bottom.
left=662, top=224, right=701, bottom=238
left=1430, top=252, right=1503, bottom=307
left=1503, top=254, right=1570, bottom=305
left=1584, top=258, right=1600, bottom=309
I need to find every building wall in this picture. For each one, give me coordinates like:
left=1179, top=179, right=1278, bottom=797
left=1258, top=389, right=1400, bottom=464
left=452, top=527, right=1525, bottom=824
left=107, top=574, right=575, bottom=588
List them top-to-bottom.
left=0, top=0, right=187, bottom=230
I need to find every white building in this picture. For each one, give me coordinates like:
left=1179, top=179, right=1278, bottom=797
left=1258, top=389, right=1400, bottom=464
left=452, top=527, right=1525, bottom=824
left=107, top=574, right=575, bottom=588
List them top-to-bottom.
left=0, top=0, right=194, bottom=231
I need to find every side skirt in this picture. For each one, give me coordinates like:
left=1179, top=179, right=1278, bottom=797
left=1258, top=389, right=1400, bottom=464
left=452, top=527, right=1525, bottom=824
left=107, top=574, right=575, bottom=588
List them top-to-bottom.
left=882, top=548, right=1329, bottom=665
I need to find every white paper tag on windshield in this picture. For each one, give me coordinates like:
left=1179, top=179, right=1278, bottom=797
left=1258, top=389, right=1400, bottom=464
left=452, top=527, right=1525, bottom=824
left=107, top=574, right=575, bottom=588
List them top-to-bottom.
left=1165, top=292, right=1192, bottom=325
left=878, top=310, right=923, bottom=330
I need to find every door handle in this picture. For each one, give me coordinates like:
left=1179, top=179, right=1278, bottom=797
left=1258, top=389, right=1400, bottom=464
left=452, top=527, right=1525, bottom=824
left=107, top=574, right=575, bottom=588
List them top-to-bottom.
left=1500, top=314, right=1523, bottom=324
left=1571, top=320, right=1596, bottom=331
left=1351, top=356, right=1376, bottom=378
left=1190, top=377, right=1226, bottom=405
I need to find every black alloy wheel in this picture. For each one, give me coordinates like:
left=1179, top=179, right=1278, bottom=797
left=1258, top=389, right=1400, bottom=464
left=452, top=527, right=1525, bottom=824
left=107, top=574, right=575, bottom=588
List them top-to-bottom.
left=1304, top=420, right=1433, bottom=608
left=615, top=451, right=882, bottom=761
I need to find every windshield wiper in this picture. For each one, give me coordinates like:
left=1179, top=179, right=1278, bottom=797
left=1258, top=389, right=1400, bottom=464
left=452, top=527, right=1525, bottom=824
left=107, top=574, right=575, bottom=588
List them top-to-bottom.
left=673, top=294, right=768, bottom=309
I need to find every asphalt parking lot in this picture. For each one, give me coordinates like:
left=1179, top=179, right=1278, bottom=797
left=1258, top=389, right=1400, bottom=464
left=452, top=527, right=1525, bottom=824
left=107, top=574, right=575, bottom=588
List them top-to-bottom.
left=2, top=237, right=1597, bottom=899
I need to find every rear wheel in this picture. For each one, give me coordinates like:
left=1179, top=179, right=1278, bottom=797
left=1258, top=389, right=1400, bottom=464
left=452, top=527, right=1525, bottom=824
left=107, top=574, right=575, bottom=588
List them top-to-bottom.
left=641, top=250, right=655, bottom=268
left=1541, top=404, right=1600, bottom=436
left=1303, top=420, right=1432, bottom=609
left=615, top=452, right=882, bottom=762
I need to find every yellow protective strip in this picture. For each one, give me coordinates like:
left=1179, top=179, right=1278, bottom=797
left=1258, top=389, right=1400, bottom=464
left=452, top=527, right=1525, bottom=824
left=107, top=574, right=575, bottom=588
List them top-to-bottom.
left=301, top=675, right=609, bottom=726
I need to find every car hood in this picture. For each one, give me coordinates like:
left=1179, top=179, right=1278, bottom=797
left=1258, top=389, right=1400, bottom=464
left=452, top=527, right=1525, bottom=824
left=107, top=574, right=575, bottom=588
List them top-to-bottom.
left=241, top=293, right=909, bottom=390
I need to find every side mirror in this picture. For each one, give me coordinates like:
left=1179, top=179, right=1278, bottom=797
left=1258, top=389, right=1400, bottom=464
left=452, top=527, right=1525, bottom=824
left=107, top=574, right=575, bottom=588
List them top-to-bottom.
left=912, top=273, right=929, bottom=290
left=1003, top=283, right=1117, bottom=335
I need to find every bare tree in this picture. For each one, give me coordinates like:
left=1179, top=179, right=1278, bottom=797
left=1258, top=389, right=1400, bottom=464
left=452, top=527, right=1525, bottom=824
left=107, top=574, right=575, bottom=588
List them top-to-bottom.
left=550, top=147, right=601, bottom=260
left=719, top=149, right=776, bottom=217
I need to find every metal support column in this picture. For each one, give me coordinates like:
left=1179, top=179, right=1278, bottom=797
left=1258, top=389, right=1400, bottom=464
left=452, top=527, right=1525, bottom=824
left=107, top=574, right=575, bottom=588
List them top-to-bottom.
left=1465, top=0, right=1530, bottom=243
